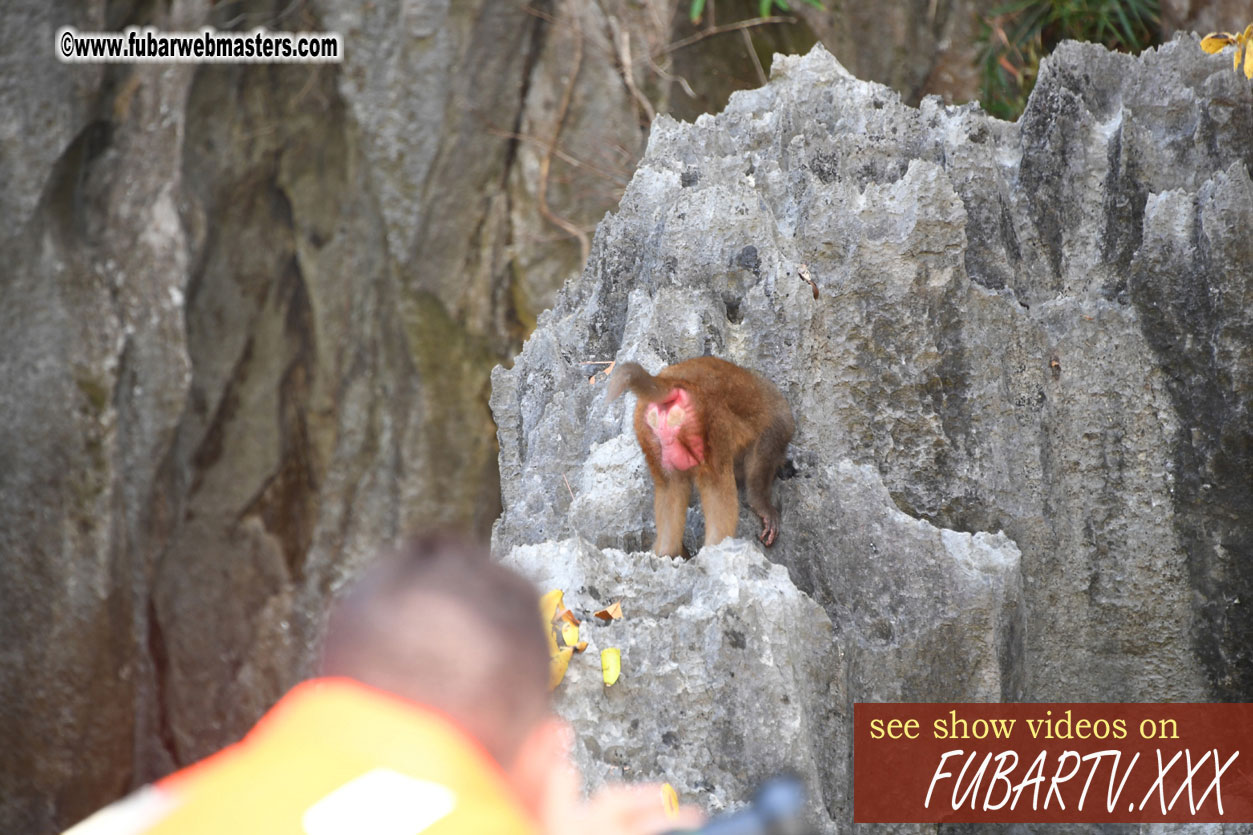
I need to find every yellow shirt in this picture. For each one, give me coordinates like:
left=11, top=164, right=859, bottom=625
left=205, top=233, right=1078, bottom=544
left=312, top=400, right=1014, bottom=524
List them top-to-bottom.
left=67, top=678, right=539, bottom=835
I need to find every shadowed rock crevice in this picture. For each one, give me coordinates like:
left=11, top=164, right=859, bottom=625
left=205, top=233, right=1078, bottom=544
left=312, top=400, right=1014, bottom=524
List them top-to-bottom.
left=151, top=57, right=342, bottom=765
left=1127, top=166, right=1253, bottom=699
left=239, top=256, right=321, bottom=583
left=145, top=597, right=178, bottom=769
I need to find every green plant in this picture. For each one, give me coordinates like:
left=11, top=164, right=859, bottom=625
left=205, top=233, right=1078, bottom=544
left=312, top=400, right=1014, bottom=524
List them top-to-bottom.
left=689, top=0, right=824, bottom=26
left=976, top=0, right=1160, bottom=120
left=1200, top=24, right=1253, bottom=79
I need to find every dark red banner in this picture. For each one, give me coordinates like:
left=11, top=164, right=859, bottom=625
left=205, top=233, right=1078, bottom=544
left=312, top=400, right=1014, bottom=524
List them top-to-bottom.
left=855, top=704, right=1253, bottom=823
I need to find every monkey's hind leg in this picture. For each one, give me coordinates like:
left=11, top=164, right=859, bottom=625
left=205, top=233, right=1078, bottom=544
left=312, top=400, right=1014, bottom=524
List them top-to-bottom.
left=744, top=415, right=792, bottom=546
left=696, top=464, right=739, bottom=550
left=653, top=473, right=692, bottom=558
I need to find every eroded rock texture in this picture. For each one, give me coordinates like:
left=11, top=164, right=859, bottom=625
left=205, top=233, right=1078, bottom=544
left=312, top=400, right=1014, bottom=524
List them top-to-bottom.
left=0, top=0, right=673, bottom=830
left=2, top=0, right=1250, bottom=828
left=0, top=1, right=855, bottom=829
left=492, top=38, right=1252, bottom=827
left=503, top=468, right=1020, bottom=832
left=503, top=538, right=846, bottom=830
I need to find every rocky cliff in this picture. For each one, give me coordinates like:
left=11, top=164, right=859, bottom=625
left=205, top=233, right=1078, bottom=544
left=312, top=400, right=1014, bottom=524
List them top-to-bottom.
left=0, top=0, right=673, bottom=829
left=2, top=0, right=1250, bottom=828
left=4, top=0, right=1014, bottom=829
left=491, top=39, right=1253, bottom=830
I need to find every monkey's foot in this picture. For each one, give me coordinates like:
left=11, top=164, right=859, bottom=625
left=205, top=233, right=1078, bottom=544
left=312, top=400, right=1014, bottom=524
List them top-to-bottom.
left=758, top=513, right=779, bottom=547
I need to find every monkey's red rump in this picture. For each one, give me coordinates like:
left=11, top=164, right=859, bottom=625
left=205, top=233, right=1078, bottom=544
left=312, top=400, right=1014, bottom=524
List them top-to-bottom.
left=607, top=355, right=794, bottom=557
left=646, top=389, right=705, bottom=470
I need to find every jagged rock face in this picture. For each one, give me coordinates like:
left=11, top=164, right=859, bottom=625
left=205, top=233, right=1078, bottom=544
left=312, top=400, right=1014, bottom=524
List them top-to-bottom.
left=0, top=1, right=568, bottom=830
left=0, top=1, right=808, bottom=829
left=492, top=38, right=1252, bottom=820
left=503, top=467, right=1020, bottom=832
left=502, top=539, right=846, bottom=830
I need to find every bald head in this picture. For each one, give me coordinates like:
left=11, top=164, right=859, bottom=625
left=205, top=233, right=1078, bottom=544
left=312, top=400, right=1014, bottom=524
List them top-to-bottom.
left=320, top=534, right=550, bottom=765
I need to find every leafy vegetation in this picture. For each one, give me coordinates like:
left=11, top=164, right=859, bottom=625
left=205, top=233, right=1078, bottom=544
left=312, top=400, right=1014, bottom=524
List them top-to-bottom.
left=976, top=0, right=1160, bottom=120
left=1200, top=24, right=1253, bottom=79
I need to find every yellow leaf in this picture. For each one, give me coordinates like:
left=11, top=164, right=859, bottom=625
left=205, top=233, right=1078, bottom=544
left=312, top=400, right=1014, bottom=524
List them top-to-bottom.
left=1200, top=33, right=1233, bottom=54
left=1245, top=36, right=1253, bottom=79
left=1234, top=39, right=1245, bottom=72
left=540, top=589, right=564, bottom=624
left=594, top=601, right=623, bottom=621
left=561, top=621, right=580, bottom=648
left=545, top=624, right=560, bottom=657
left=549, top=646, right=573, bottom=690
left=601, top=648, right=621, bottom=686
left=661, top=783, right=679, bottom=819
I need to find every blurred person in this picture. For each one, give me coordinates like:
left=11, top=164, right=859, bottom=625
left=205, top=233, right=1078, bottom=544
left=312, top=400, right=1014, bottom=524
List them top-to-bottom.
left=66, top=533, right=702, bottom=835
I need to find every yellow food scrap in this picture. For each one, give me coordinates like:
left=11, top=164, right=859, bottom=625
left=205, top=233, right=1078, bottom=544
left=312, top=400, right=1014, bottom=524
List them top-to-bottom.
left=1200, top=24, right=1253, bottom=79
left=1200, top=33, right=1233, bottom=53
left=540, top=589, right=564, bottom=624
left=542, top=590, right=575, bottom=687
left=594, top=601, right=623, bottom=621
left=561, top=621, right=580, bottom=648
left=549, top=646, right=573, bottom=691
left=601, top=648, right=621, bottom=686
left=661, top=783, right=679, bottom=819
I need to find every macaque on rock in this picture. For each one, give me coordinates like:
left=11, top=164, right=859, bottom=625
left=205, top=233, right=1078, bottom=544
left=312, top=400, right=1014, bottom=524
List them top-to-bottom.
left=607, top=356, right=794, bottom=558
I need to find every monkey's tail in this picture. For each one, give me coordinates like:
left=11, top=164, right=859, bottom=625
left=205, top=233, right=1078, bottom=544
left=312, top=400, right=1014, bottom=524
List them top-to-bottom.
left=606, top=361, right=672, bottom=402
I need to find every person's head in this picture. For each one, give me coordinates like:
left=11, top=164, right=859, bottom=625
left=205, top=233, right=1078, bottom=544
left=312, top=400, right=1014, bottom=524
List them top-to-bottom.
left=320, top=533, right=556, bottom=777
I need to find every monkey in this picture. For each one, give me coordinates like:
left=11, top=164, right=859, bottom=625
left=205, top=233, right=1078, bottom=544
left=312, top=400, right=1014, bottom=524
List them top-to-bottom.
left=607, top=356, right=795, bottom=558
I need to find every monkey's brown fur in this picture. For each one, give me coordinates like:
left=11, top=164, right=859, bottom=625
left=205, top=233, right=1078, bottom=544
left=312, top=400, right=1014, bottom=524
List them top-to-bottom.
left=607, top=356, right=795, bottom=557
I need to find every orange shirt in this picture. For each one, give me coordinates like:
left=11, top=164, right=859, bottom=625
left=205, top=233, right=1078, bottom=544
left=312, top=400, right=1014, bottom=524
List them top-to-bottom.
left=68, top=678, right=539, bottom=835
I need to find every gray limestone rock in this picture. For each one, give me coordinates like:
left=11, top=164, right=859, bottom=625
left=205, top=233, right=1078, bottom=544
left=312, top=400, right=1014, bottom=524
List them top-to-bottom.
left=2, top=0, right=1250, bottom=828
left=1, top=1, right=535, bottom=829
left=0, top=2, right=716, bottom=829
left=492, top=37, right=1253, bottom=827
left=500, top=459, right=1021, bottom=832
left=502, top=538, right=846, bottom=830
